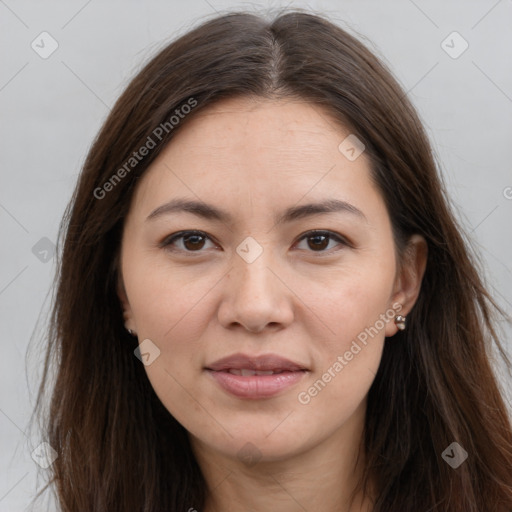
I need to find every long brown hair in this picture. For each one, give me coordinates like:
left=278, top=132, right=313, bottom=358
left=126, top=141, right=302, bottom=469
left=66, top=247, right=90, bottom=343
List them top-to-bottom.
left=28, top=8, right=512, bottom=511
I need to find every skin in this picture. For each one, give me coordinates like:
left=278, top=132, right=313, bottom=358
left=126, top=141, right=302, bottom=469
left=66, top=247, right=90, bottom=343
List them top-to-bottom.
left=118, top=96, right=428, bottom=512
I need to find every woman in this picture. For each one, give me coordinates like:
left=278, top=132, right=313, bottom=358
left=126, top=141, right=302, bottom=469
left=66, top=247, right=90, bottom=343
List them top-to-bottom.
left=29, top=8, right=512, bottom=512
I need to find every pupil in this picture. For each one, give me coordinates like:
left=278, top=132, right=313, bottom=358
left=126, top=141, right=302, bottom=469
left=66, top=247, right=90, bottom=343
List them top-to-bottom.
left=184, top=234, right=204, bottom=250
left=309, top=234, right=328, bottom=251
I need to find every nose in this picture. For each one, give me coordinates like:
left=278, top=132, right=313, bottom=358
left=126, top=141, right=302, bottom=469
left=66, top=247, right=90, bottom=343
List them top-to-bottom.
left=217, top=248, right=294, bottom=333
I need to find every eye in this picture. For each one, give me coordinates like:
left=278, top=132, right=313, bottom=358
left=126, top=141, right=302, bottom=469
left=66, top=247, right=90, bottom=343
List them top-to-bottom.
left=160, top=229, right=349, bottom=255
left=160, top=230, right=217, bottom=253
left=294, top=230, right=349, bottom=253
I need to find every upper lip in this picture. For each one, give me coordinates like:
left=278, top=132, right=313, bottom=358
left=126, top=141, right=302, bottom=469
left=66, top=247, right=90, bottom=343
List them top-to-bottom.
left=205, top=353, right=308, bottom=372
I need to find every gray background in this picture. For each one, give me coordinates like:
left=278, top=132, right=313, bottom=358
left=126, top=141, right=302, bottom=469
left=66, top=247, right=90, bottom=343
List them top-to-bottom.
left=1, top=0, right=511, bottom=510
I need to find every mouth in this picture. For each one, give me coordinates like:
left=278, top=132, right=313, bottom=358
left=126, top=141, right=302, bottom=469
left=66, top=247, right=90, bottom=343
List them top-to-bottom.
left=205, top=353, right=309, bottom=399
left=222, top=369, right=291, bottom=376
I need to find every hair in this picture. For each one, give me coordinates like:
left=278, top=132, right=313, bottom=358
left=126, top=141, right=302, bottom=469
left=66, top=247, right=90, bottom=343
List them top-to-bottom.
left=28, top=7, right=512, bottom=512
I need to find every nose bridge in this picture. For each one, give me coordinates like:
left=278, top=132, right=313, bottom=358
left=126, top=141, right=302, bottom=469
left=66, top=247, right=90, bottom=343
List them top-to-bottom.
left=218, top=234, right=294, bottom=331
left=232, top=235, right=278, bottom=298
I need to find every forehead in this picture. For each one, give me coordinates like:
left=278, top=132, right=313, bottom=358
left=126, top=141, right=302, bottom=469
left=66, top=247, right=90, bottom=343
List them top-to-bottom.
left=130, top=96, right=384, bottom=223
left=164, top=96, right=354, bottom=161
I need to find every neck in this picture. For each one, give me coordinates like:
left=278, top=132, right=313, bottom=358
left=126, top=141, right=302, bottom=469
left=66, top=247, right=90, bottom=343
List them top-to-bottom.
left=191, top=405, right=373, bottom=512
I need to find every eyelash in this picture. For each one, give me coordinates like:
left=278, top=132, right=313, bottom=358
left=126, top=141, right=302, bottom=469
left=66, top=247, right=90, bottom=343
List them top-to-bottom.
left=159, top=229, right=351, bottom=256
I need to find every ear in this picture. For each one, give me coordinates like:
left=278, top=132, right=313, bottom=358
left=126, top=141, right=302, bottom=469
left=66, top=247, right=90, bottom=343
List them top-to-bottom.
left=385, top=234, right=428, bottom=337
left=117, top=270, right=136, bottom=334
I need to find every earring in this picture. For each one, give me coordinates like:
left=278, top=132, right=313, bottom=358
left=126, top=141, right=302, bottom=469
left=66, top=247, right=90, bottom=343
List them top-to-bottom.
left=395, top=315, right=407, bottom=331
left=126, top=326, right=136, bottom=337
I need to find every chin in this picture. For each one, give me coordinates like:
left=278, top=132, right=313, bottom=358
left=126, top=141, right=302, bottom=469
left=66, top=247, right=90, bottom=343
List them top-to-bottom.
left=192, top=418, right=316, bottom=463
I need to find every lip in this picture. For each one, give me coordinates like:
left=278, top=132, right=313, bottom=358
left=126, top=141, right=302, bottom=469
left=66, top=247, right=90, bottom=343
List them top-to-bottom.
left=205, top=353, right=309, bottom=400
left=206, top=353, right=308, bottom=372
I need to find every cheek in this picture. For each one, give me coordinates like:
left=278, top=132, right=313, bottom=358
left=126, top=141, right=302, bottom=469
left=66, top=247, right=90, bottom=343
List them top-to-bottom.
left=124, top=254, right=215, bottom=342
left=295, top=258, right=394, bottom=413
left=123, top=260, right=218, bottom=432
left=310, top=260, right=396, bottom=349
left=291, top=280, right=389, bottom=434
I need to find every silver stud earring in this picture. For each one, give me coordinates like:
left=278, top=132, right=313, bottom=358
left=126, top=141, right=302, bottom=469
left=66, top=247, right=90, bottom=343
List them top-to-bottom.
left=395, top=315, right=407, bottom=331
left=126, top=327, right=136, bottom=336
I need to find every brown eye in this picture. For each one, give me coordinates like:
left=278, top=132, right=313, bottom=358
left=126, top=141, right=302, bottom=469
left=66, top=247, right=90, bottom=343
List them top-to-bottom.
left=161, top=229, right=348, bottom=256
left=296, top=230, right=348, bottom=253
left=161, top=231, right=215, bottom=253
left=182, top=233, right=206, bottom=251
left=307, top=233, right=329, bottom=251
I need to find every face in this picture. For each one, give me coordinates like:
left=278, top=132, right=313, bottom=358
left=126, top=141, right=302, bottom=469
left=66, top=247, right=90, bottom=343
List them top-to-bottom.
left=118, top=96, right=425, bottom=464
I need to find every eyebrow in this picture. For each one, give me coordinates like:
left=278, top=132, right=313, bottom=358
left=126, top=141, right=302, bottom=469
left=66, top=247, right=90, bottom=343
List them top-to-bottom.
left=146, top=197, right=367, bottom=225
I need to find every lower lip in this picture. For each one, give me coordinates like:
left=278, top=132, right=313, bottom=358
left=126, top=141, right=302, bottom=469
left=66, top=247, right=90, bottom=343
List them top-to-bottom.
left=206, top=370, right=307, bottom=399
